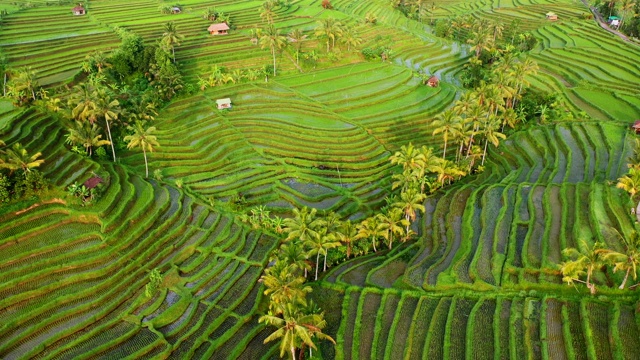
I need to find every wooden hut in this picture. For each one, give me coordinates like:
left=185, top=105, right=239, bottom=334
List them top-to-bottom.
left=72, top=5, right=86, bottom=15
left=171, top=7, right=181, bottom=14
left=546, top=12, right=558, bottom=21
left=208, top=23, right=230, bottom=35
left=427, top=75, right=440, bottom=87
left=216, top=98, right=232, bottom=110
left=631, top=120, right=640, bottom=134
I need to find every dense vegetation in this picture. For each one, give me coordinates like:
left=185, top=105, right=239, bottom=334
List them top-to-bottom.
left=1, top=0, right=639, bottom=358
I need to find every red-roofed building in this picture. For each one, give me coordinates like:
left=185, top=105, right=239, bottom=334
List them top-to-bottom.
left=72, top=5, right=86, bottom=15
left=427, top=75, right=439, bottom=87
left=632, top=120, right=640, bottom=134
left=83, top=177, right=102, bottom=189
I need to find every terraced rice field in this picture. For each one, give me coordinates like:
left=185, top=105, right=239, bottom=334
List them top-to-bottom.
left=2, top=0, right=640, bottom=358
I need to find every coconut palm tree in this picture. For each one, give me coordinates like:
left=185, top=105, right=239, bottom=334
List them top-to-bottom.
left=619, top=0, right=636, bottom=29
left=260, top=2, right=276, bottom=24
left=203, top=7, right=218, bottom=21
left=315, top=18, right=342, bottom=53
left=162, top=22, right=184, bottom=63
left=259, top=24, right=287, bottom=76
left=341, top=25, right=362, bottom=52
left=287, top=29, right=308, bottom=66
left=467, top=29, right=493, bottom=58
left=7, top=66, right=38, bottom=104
left=69, top=83, right=97, bottom=123
left=94, top=88, right=121, bottom=162
left=432, top=109, right=463, bottom=160
left=481, top=115, right=506, bottom=165
left=66, top=121, right=111, bottom=157
left=123, top=121, right=159, bottom=178
left=0, top=143, right=44, bottom=177
left=390, top=143, right=425, bottom=173
left=393, top=188, right=426, bottom=234
left=283, top=207, right=322, bottom=243
left=377, top=207, right=408, bottom=249
left=356, top=216, right=384, bottom=253
left=335, top=220, right=357, bottom=258
left=304, top=228, right=336, bottom=280
left=599, top=230, right=640, bottom=289
left=561, top=241, right=606, bottom=294
left=278, top=242, right=312, bottom=277
left=262, top=262, right=312, bottom=312
left=260, top=302, right=335, bottom=360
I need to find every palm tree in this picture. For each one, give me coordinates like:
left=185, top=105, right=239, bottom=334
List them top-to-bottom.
left=619, top=0, right=636, bottom=29
left=260, top=3, right=276, bottom=24
left=203, top=7, right=218, bottom=21
left=315, top=18, right=342, bottom=53
left=162, top=22, right=184, bottom=63
left=259, top=24, right=287, bottom=76
left=341, top=26, right=362, bottom=52
left=287, top=29, right=308, bottom=66
left=467, top=29, right=493, bottom=58
left=7, top=66, right=38, bottom=103
left=69, top=83, right=97, bottom=123
left=94, top=88, right=120, bottom=162
left=432, top=110, right=463, bottom=160
left=481, top=115, right=506, bottom=165
left=66, top=121, right=111, bottom=157
left=123, top=121, right=160, bottom=178
left=0, top=143, right=44, bottom=177
left=389, top=143, right=426, bottom=173
left=414, top=145, right=439, bottom=194
left=432, top=159, right=465, bottom=186
left=617, top=165, right=640, bottom=202
left=393, top=188, right=426, bottom=234
left=283, top=207, right=322, bottom=243
left=377, top=207, right=407, bottom=249
left=356, top=216, right=384, bottom=253
left=335, top=220, right=357, bottom=258
left=304, top=228, right=336, bottom=280
left=320, top=230, right=341, bottom=272
left=599, top=231, right=640, bottom=289
left=561, top=240, right=605, bottom=294
left=278, top=242, right=312, bottom=277
left=262, top=262, right=312, bottom=312
left=260, top=302, right=335, bottom=360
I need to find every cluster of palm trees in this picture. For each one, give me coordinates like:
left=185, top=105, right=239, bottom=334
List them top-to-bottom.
left=390, top=0, right=438, bottom=24
left=602, top=0, right=637, bottom=29
left=250, top=17, right=362, bottom=76
left=432, top=53, right=539, bottom=169
left=197, top=65, right=268, bottom=90
left=5, top=66, right=39, bottom=106
left=53, top=77, right=160, bottom=177
left=258, top=211, right=335, bottom=359
left=561, top=232, right=640, bottom=294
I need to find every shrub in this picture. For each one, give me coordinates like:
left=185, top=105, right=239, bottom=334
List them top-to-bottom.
left=13, top=170, right=46, bottom=199
left=0, top=173, right=11, bottom=203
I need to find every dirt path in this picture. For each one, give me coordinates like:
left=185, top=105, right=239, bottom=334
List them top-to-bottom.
left=580, top=0, right=638, bottom=45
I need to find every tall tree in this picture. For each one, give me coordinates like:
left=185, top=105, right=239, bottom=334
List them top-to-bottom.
left=315, top=18, right=342, bottom=53
left=162, top=22, right=184, bottom=63
left=259, top=24, right=287, bottom=76
left=287, top=29, right=308, bottom=66
left=94, top=88, right=121, bottom=162
left=432, top=109, right=463, bottom=160
left=481, top=115, right=506, bottom=165
left=66, top=121, right=111, bottom=156
left=123, top=121, right=160, bottom=178
left=0, top=143, right=44, bottom=177
left=393, top=188, right=426, bottom=234
left=283, top=207, right=322, bottom=243
left=377, top=207, right=407, bottom=249
left=356, top=216, right=384, bottom=253
left=335, top=219, right=357, bottom=258
left=599, top=230, right=640, bottom=289
left=561, top=240, right=605, bottom=294
left=261, top=262, right=312, bottom=312
left=260, top=302, right=335, bottom=360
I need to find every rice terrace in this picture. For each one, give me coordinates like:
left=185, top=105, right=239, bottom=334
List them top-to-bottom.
left=1, top=0, right=640, bottom=358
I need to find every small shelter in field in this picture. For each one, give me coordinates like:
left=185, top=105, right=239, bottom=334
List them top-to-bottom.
left=72, top=5, right=86, bottom=15
left=171, top=6, right=181, bottom=14
left=546, top=12, right=558, bottom=21
left=609, top=16, right=620, bottom=27
left=208, top=23, right=230, bottom=35
left=427, top=75, right=439, bottom=87
left=216, top=98, right=232, bottom=110
left=631, top=120, right=640, bottom=134
left=83, top=176, right=102, bottom=189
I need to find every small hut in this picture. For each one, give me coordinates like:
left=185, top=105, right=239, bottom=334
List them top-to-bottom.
left=72, top=5, right=86, bottom=16
left=171, top=6, right=181, bottom=14
left=546, top=12, right=558, bottom=21
left=208, top=23, right=230, bottom=35
left=427, top=75, right=440, bottom=87
left=216, top=98, right=232, bottom=110
left=631, top=120, right=640, bottom=134
left=83, top=176, right=102, bottom=189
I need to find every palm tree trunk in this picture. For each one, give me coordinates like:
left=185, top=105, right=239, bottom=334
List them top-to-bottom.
left=172, top=46, right=176, bottom=63
left=272, top=47, right=277, bottom=77
left=3, top=73, right=6, bottom=97
left=105, top=119, right=117, bottom=162
left=442, top=138, right=448, bottom=159
left=482, top=139, right=489, bottom=165
left=143, top=146, right=149, bottom=178
left=405, top=214, right=410, bottom=235
left=388, top=232, right=393, bottom=249
left=371, top=236, right=377, bottom=252
left=346, top=241, right=351, bottom=258
left=324, top=251, right=327, bottom=272
left=315, top=252, right=320, bottom=280
left=619, top=267, right=631, bottom=289
left=291, top=347, right=296, bottom=360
